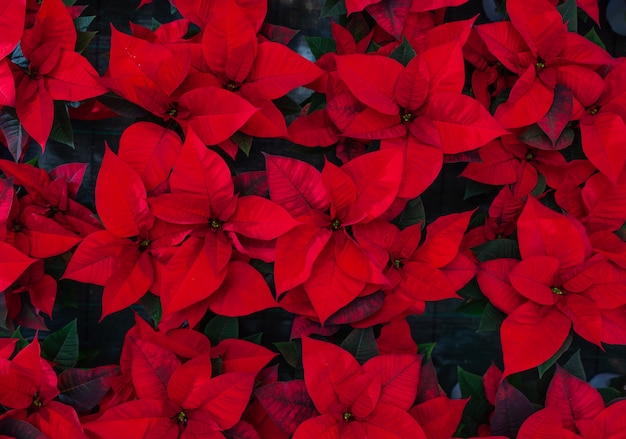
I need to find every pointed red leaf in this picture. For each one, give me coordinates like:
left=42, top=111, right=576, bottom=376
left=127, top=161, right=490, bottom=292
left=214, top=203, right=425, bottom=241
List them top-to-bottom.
left=0, top=0, right=24, bottom=58
left=201, top=0, right=257, bottom=83
left=366, top=0, right=411, bottom=40
left=241, top=42, right=323, bottom=102
left=45, top=51, right=106, bottom=101
left=336, top=54, right=402, bottom=115
left=16, top=77, right=54, bottom=148
left=179, top=87, right=260, bottom=146
left=423, top=92, right=507, bottom=154
left=288, top=110, right=340, bottom=147
left=580, top=112, right=626, bottom=185
left=118, top=122, right=183, bottom=191
left=96, top=146, right=153, bottom=238
left=341, top=149, right=403, bottom=223
left=265, top=154, right=329, bottom=218
left=224, top=196, right=298, bottom=240
left=517, top=197, right=586, bottom=271
left=415, top=211, right=473, bottom=267
left=62, top=230, right=131, bottom=285
left=0, top=242, right=36, bottom=292
left=101, top=249, right=153, bottom=318
left=207, top=261, right=277, bottom=317
left=500, top=303, right=571, bottom=377
left=128, top=337, right=181, bottom=401
left=301, top=337, right=361, bottom=414
left=362, top=354, right=420, bottom=411
left=58, top=365, right=120, bottom=413
left=545, top=365, right=604, bottom=431
left=200, top=372, right=257, bottom=431
left=255, top=380, right=317, bottom=435
left=490, top=380, right=534, bottom=437
left=410, top=396, right=468, bottom=439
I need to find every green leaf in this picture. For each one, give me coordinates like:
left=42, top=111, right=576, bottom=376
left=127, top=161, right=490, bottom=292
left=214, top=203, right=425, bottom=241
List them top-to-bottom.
left=62, top=0, right=77, bottom=6
left=321, top=0, right=347, bottom=18
left=557, top=0, right=577, bottom=32
left=73, top=16, right=95, bottom=32
left=151, top=18, right=162, bottom=32
left=584, top=28, right=606, bottom=50
left=75, top=30, right=97, bottom=54
left=304, top=36, right=337, bottom=59
left=389, top=38, right=416, bottom=66
left=366, top=40, right=381, bottom=53
left=308, top=92, right=327, bottom=114
left=98, top=93, right=149, bottom=118
left=273, top=95, right=302, bottom=116
left=49, top=102, right=74, bottom=148
left=518, top=124, right=575, bottom=151
left=230, top=131, right=253, bottom=157
left=530, top=173, right=547, bottom=198
left=464, top=180, right=497, bottom=200
left=393, top=196, right=425, bottom=230
left=473, top=239, right=521, bottom=262
left=458, top=278, right=486, bottom=300
left=139, top=293, right=162, bottom=327
left=457, top=299, right=487, bottom=316
left=478, top=303, right=506, bottom=332
left=204, top=316, right=238, bottom=345
left=41, top=319, right=79, bottom=371
left=11, top=328, right=29, bottom=352
left=340, top=328, right=378, bottom=364
left=537, top=332, right=573, bottom=378
left=243, top=333, right=263, bottom=344
left=274, top=341, right=301, bottom=368
left=418, top=343, right=436, bottom=364
left=562, top=350, right=585, bottom=381
left=211, top=356, right=223, bottom=377
left=458, top=366, right=491, bottom=423
left=598, top=387, right=621, bottom=405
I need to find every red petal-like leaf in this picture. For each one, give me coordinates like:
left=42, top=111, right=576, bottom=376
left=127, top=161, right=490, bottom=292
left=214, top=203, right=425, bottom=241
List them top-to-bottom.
left=0, top=0, right=24, bottom=59
left=241, top=42, right=323, bottom=102
left=45, top=51, right=106, bottom=102
left=336, top=54, right=402, bottom=115
left=537, top=85, right=573, bottom=144
left=118, top=122, right=183, bottom=191
left=96, top=146, right=153, bottom=238
left=265, top=154, right=329, bottom=218
left=224, top=196, right=298, bottom=240
left=415, top=211, right=473, bottom=267
left=0, top=242, right=36, bottom=292
left=101, top=250, right=153, bottom=318
left=207, top=261, right=277, bottom=316
left=500, top=303, right=571, bottom=377
left=128, top=337, right=181, bottom=401
left=301, top=337, right=361, bottom=414
left=362, top=354, right=420, bottom=411
left=58, top=365, right=120, bottom=413
left=545, top=365, right=604, bottom=431
left=200, top=372, right=257, bottom=431
left=490, top=380, right=534, bottom=437
left=255, top=381, right=317, bottom=435
left=410, top=396, right=468, bottom=439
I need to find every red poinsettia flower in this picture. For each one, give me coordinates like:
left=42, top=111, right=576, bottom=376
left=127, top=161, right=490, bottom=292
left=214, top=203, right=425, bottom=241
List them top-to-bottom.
left=0, top=0, right=26, bottom=107
left=10, top=0, right=106, bottom=148
left=475, top=0, right=614, bottom=128
left=331, top=20, right=505, bottom=198
left=577, top=59, right=626, bottom=184
left=148, top=129, right=293, bottom=320
left=268, top=150, right=402, bottom=323
left=0, top=160, right=100, bottom=259
left=478, top=197, right=626, bottom=376
left=352, top=210, right=477, bottom=326
left=0, top=337, right=87, bottom=438
left=293, top=337, right=426, bottom=438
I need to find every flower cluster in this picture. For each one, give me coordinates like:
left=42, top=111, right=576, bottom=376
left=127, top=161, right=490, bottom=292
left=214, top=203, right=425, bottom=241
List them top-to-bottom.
left=1, top=0, right=626, bottom=437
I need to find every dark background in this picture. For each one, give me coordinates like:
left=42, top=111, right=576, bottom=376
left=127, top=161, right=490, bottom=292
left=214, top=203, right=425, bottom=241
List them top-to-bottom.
left=28, top=0, right=626, bottom=392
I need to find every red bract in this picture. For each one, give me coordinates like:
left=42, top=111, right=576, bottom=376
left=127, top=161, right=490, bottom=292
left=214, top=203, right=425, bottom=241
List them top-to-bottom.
left=10, top=0, right=106, bottom=148
left=474, top=0, right=613, bottom=128
left=268, top=150, right=402, bottom=323
left=292, top=337, right=426, bottom=438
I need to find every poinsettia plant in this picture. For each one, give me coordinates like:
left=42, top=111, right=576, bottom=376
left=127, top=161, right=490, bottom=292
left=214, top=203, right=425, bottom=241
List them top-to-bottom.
left=1, top=0, right=626, bottom=437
